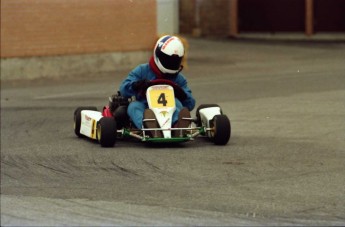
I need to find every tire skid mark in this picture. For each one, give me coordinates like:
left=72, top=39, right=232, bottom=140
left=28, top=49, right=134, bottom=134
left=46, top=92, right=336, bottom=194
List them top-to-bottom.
left=3, top=152, right=149, bottom=182
left=2, top=154, right=78, bottom=180
left=31, top=154, right=78, bottom=178
left=2, top=155, right=28, bottom=170
left=83, top=157, right=141, bottom=178
left=140, top=158, right=179, bottom=181
left=141, top=158, right=161, bottom=171
left=1, top=159, right=18, bottom=168
left=141, top=159, right=166, bottom=175
left=110, top=161, right=140, bottom=177
left=35, top=163, right=69, bottom=175
left=2, top=172, right=18, bottom=181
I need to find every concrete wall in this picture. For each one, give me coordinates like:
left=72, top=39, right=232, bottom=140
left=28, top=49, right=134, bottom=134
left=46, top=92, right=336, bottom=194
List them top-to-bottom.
left=1, top=0, right=157, bottom=81
left=157, top=0, right=179, bottom=35
left=0, top=52, right=151, bottom=81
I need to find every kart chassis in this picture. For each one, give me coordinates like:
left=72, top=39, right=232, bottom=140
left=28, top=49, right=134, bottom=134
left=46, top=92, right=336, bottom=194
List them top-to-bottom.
left=74, top=83, right=231, bottom=147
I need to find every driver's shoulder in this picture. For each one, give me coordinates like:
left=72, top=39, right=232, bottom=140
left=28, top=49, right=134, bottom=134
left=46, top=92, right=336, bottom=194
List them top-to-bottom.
left=137, top=63, right=155, bottom=76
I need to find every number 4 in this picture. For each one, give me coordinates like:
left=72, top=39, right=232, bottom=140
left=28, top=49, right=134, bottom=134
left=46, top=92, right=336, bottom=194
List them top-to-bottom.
left=157, top=93, right=167, bottom=106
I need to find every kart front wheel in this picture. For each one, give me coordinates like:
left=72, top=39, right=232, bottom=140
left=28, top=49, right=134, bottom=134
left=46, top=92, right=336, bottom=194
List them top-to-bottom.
left=211, top=114, right=231, bottom=145
left=97, top=117, right=117, bottom=147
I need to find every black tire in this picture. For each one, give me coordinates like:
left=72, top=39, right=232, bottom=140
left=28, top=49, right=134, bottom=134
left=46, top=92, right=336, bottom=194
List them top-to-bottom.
left=196, top=104, right=221, bottom=126
left=113, top=105, right=129, bottom=129
left=74, top=106, right=98, bottom=137
left=211, top=114, right=231, bottom=145
left=97, top=117, right=117, bottom=147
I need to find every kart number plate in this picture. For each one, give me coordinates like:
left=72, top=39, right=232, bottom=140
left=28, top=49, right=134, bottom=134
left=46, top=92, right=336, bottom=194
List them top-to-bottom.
left=148, top=87, right=175, bottom=108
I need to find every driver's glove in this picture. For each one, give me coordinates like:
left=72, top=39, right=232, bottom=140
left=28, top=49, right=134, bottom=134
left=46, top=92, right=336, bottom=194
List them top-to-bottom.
left=132, top=79, right=150, bottom=92
left=173, top=85, right=187, bottom=101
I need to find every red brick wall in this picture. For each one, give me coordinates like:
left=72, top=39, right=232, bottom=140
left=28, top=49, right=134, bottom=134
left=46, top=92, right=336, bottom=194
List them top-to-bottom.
left=1, top=0, right=157, bottom=58
left=179, top=0, right=230, bottom=37
left=179, top=0, right=196, bottom=34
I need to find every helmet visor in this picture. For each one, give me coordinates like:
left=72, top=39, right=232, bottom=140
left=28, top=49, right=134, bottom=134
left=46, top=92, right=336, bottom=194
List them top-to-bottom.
left=156, top=50, right=183, bottom=71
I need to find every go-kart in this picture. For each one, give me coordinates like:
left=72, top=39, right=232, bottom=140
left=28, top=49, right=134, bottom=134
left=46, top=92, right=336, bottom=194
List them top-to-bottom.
left=74, top=79, right=231, bottom=147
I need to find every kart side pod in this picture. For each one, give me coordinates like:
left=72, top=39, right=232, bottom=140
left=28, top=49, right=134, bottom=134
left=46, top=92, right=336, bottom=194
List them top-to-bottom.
left=197, top=106, right=231, bottom=145
left=74, top=107, right=117, bottom=147
left=198, top=107, right=222, bottom=136
left=79, top=110, right=103, bottom=139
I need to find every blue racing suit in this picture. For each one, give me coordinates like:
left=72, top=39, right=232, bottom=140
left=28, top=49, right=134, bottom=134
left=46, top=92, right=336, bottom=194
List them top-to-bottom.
left=120, top=63, right=195, bottom=129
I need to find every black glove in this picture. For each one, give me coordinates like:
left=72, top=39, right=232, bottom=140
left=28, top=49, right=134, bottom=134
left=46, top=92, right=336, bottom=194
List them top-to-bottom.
left=132, top=79, right=150, bottom=92
left=148, top=79, right=187, bottom=101
left=173, top=85, right=187, bottom=101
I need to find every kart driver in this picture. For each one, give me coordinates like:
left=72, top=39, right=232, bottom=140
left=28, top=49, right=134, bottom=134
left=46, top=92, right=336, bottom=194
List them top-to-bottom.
left=119, top=35, right=196, bottom=137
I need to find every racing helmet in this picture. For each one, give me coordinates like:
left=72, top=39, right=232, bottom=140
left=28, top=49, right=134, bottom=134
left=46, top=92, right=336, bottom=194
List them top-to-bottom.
left=153, top=35, right=184, bottom=75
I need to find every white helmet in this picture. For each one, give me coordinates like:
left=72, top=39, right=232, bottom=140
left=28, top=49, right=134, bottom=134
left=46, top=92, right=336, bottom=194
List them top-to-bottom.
left=153, top=35, right=184, bottom=75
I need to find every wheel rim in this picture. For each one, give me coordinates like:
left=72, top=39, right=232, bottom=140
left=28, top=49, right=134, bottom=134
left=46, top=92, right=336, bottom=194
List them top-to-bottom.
left=73, top=116, right=77, bottom=130
left=210, top=119, right=216, bottom=138
left=214, top=119, right=217, bottom=137
left=97, top=124, right=101, bottom=141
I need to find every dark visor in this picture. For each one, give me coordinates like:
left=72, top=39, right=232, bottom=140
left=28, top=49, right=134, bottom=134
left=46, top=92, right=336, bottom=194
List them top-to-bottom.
left=156, top=50, right=182, bottom=70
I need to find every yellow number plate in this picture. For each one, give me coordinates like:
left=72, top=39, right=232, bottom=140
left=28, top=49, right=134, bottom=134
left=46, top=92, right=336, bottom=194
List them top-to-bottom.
left=148, top=87, right=175, bottom=108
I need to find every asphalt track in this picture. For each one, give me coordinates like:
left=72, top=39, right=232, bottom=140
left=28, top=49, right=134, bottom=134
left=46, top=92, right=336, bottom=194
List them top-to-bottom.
left=1, top=38, right=345, bottom=226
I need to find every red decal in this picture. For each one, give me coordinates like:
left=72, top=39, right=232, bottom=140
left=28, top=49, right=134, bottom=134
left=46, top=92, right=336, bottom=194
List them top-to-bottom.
left=162, top=37, right=175, bottom=50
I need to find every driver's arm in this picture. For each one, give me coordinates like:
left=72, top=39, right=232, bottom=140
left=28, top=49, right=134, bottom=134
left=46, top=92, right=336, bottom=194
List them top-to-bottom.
left=119, top=65, right=144, bottom=98
left=175, top=75, right=196, bottom=111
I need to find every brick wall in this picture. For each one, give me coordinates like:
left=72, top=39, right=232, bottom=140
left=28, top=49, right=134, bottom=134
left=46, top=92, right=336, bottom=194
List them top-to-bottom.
left=1, top=0, right=157, bottom=58
left=179, top=0, right=230, bottom=37
left=179, top=0, right=196, bottom=34
left=199, top=0, right=229, bottom=37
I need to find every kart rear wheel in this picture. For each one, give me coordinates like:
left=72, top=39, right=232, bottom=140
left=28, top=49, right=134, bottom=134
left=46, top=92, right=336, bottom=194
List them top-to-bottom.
left=196, top=104, right=221, bottom=126
left=74, top=106, right=98, bottom=137
left=211, top=114, right=231, bottom=145
left=97, top=117, right=117, bottom=147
